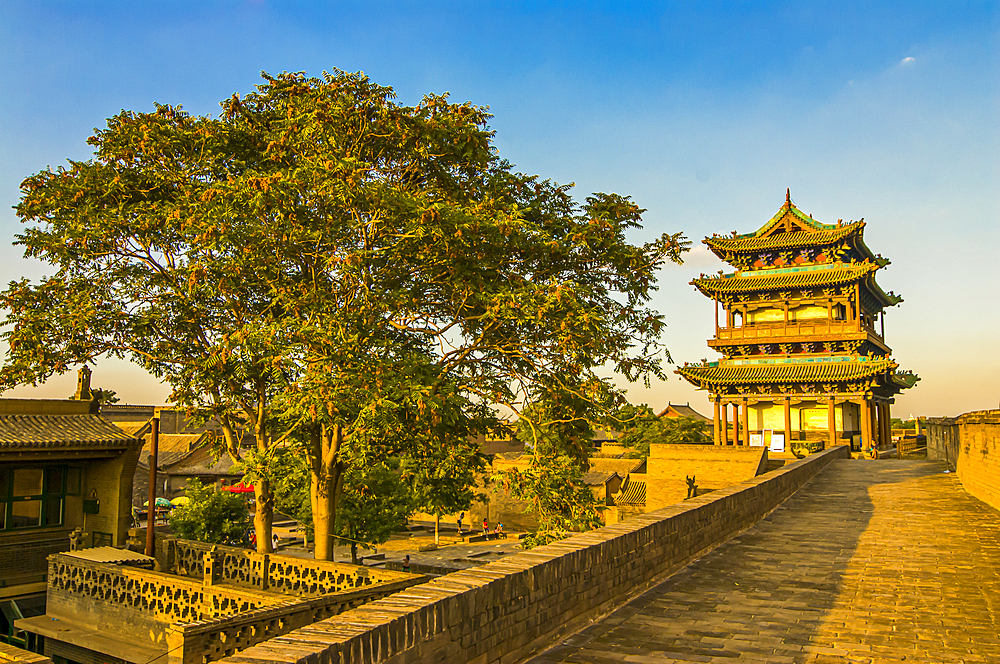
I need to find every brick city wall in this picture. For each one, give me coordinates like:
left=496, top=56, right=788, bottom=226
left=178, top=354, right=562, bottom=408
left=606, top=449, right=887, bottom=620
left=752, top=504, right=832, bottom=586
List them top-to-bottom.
left=955, top=410, right=1000, bottom=512
left=925, top=417, right=959, bottom=470
left=218, top=445, right=850, bottom=664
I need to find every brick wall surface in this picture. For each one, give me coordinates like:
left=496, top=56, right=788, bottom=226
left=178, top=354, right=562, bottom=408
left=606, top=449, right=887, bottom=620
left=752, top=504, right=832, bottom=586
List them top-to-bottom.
left=955, top=410, right=1000, bottom=512
left=925, top=417, right=959, bottom=470
left=644, top=444, right=767, bottom=509
left=217, top=445, right=849, bottom=664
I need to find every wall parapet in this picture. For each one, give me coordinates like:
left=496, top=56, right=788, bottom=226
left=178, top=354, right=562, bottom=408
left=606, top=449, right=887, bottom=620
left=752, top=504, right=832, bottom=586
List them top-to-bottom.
left=219, top=445, right=851, bottom=664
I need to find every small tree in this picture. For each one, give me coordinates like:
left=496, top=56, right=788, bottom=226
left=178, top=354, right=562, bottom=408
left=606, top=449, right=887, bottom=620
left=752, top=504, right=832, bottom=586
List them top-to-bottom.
left=494, top=375, right=609, bottom=548
left=617, top=414, right=711, bottom=458
left=404, top=434, right=486, bottom=546
left=335, top=459, right=411, bottom=564
left=168, top=479, right=250, bottom=545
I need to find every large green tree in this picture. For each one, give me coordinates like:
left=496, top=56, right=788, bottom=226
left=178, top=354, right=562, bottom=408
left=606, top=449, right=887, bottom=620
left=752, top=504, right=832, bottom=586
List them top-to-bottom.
left=1, top=69, right=687, bottom=559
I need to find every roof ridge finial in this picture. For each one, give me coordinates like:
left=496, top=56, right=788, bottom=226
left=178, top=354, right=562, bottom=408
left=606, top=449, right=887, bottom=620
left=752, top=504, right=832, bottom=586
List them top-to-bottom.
left=786, top=188, right=791, bottom=206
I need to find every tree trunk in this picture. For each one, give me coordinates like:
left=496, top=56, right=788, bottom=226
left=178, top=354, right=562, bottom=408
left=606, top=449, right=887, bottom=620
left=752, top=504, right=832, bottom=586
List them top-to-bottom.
left=251, top=400, right=274, bottom=554
left=310, top=424, right=345, bottom=561
left=253, top=477, right=273, bottom=554
left=435, top=512, right=440, bottom=546
left=350, top=541, right=358, bottom=565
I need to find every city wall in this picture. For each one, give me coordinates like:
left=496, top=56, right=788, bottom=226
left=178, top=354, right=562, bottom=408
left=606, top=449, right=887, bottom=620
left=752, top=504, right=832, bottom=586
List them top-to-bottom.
left=928, top=410, right=1000, bottom=512
left=219, top=445, right=850, bottom=664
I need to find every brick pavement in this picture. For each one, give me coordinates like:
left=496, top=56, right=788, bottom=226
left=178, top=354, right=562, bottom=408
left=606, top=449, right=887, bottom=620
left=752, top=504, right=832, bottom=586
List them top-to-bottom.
left=527, top=459, right=1000, bottom=664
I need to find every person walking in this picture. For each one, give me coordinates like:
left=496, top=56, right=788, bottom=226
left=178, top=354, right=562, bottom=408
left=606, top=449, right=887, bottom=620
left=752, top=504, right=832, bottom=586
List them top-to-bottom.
left=483, top=517, right=489, bottom=536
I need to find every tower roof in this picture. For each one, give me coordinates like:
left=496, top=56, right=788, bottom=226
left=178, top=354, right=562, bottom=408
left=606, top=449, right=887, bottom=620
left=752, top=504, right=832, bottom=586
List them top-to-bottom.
left=704, top=191, right=877, bottom=262
left=691, top=262, right=902, bottom=307
left=676, top=356, right=918, bottom=393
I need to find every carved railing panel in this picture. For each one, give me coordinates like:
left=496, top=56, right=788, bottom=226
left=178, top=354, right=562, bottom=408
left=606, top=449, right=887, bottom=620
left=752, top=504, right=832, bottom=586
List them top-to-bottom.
left=48, top=556, right=277, bottom=625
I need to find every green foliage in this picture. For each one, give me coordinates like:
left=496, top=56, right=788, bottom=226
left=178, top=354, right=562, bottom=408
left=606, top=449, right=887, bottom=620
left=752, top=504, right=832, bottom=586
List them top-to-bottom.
left=1, top=69, right=689, bottom=556
left=496, top=379, right=608, bottom=548
left=613, top=407, right=711, bottom=459
left=265, top=446, right=412, bottom=561
left=268, top=447, right=313, bottom=533
left=496, top=449, right=604, bottom=549
left=336, top=459, right=412, bottom=563
left=168, top=479, right=250, bottom=545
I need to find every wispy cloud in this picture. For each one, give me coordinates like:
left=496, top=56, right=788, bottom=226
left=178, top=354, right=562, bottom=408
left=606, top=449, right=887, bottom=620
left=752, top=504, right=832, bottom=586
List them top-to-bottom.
left=901, top=56, right=915, bottom=64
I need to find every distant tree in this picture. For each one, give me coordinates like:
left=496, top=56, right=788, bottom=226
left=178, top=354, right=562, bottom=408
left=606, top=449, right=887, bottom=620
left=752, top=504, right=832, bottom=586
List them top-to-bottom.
left=617, top=414, right=711, bottom=459
left=403, top=431, right=486, bottom=546
left=335, top=458, right=412, bottom=564
left=168, top=479, right=250, bottom=545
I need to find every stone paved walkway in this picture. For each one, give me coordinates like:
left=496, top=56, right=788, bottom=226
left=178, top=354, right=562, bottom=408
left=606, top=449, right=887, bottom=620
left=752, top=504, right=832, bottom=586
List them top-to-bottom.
left=528, top=459, right=1000, bottom=664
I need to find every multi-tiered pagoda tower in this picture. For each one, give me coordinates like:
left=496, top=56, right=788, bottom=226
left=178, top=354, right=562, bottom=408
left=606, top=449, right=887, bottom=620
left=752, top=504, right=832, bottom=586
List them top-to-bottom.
left=677, top=191, right=918, bottom=452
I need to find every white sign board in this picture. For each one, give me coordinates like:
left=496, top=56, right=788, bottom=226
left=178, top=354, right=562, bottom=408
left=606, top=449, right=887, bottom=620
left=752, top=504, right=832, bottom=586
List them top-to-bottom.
left=770, top=432, right=785, bottom=453
left=749, top=433, right=764, bottom=447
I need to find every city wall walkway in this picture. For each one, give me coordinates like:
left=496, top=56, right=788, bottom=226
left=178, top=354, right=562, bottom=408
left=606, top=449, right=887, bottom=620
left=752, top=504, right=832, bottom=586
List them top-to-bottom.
left=529, top=459, right=1000, bottom=664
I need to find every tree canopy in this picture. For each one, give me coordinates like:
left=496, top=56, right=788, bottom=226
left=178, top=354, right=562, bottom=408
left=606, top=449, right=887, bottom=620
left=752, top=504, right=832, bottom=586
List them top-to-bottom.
left=1, top=69, right=688, bottom=558
left=168, top=479, right=250, bottom=545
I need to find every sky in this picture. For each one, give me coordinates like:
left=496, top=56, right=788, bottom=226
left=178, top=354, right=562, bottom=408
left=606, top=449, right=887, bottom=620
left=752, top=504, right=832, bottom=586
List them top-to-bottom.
left=0, top=1, right=997, bottom=418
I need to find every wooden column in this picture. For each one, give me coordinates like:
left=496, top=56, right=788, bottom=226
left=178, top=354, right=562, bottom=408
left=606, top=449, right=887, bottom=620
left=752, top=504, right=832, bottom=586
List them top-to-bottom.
left=856, top=283, right=862, bottom=332
left=714, top=298, right=720, bottom=337
left=827, top=397, right=837, bottom=448
left=713, top=398, right=721, bottom=445
left=783, top=398, right=792, bottom=447
left=741, top=399, right=750, bottom=447
left=861, top=399, right=872, bottom=453
left=721, top=401, right=730, bottom=446
left=872, top=401, right=882, bottom=449
left=731, top=402, right=739, bottom=445
left=881, top=403, right=892, bottom=451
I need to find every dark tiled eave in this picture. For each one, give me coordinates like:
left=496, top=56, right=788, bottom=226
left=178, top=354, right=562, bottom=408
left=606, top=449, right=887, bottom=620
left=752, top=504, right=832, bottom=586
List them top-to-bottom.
left=0, top=414, right=141, bottom=449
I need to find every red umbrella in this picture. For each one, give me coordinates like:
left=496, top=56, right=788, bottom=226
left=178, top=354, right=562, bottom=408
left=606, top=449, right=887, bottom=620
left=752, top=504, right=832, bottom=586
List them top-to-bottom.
left=221, top=483, right=255, bottom=493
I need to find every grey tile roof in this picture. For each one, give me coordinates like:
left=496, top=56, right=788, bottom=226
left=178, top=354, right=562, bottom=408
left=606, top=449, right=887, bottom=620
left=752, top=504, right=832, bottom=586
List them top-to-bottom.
left=0, top=414, right=141, bottom=449
left=581, top=470, right=619, bottom=486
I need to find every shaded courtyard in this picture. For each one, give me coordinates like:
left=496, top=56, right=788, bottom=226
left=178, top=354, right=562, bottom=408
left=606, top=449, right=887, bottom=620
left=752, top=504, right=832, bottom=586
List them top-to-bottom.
left=530, top=458, right=1000, bottom=663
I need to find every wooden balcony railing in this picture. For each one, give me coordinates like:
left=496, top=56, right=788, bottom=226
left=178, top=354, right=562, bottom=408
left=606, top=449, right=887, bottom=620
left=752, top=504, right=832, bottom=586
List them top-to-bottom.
left=716, top=319, right=882, bottom=341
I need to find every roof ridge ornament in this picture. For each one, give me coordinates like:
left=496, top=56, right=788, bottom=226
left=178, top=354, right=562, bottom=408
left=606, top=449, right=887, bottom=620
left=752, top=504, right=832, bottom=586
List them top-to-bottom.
left=786, top=188, right=791, bottom=207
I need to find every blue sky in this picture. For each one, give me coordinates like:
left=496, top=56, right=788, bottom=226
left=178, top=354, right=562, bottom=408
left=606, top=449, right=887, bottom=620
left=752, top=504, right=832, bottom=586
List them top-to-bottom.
left=1, top=1, right=997, bottom=416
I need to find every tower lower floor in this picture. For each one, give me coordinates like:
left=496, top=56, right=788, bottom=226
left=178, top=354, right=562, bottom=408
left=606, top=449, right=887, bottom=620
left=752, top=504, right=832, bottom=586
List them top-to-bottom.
left=710, top=394, right=895, bottom=453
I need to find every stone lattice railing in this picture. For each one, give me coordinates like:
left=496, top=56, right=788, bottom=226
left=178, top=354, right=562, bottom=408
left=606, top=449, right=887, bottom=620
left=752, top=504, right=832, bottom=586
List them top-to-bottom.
left=170, top=540, right=405, bottom=595
left=47, top=544, right=428, bottom=664
left=48, top=555, right=279, bottom=624
left=165, top=579, right=421, bottom=664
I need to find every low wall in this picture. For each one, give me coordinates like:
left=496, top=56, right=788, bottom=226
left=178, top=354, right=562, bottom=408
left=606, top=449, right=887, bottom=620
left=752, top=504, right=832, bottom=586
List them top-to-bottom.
left=925, top=417, right=959, bottom=469
left=644, top=443, right=768, bottom=509
left=218, top=445, right=850, bottom=664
